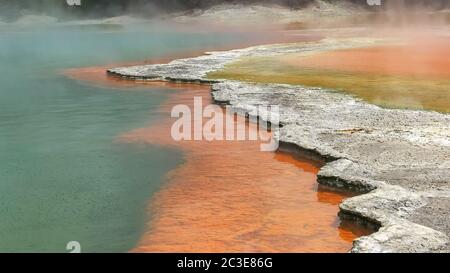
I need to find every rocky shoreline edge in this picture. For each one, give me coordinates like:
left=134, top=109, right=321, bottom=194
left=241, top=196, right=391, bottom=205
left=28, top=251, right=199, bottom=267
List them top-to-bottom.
left=107, top=39, right=450, bottom=253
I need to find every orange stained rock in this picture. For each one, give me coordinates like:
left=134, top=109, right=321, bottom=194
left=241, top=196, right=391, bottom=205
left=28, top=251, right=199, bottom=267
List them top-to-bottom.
left=283, top=37, right=450, bottom=78
left=65, top=47, right=372, bottom=253
left=119, top=84, right=370, bottom=253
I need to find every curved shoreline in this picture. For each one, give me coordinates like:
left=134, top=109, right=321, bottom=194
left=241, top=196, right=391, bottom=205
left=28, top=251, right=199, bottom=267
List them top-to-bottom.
left=107, top=39, right=450, bottom=252
left=65, top=55, right=369, bottom=251
left=211, top=81, right=449, bottom=253
left=118, top=84, right=364, bottom=252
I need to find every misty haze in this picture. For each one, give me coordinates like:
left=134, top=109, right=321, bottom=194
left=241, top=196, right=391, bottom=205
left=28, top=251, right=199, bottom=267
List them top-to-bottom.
left=0, top=0, right=449, bottom=257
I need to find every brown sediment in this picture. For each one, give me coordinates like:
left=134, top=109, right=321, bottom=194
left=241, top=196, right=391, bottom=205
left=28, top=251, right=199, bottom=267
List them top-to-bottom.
left=65, top=40, right=372, bottom=253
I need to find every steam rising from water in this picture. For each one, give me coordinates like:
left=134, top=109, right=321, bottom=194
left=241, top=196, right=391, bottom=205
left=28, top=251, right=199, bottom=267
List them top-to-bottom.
left=0, top=1, right=448, bottom=41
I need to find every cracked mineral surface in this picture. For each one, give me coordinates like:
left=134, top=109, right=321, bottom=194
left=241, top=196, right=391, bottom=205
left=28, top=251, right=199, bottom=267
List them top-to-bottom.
left=108, top=39, right=450, bottom=252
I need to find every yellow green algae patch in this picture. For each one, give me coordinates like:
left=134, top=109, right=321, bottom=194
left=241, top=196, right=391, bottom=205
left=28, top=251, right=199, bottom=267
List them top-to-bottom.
left=207, top=55, right=450, bottom=113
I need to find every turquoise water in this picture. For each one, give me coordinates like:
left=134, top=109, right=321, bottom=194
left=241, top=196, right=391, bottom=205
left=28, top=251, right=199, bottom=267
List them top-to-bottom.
left=0, top=23, right=256, bottom=252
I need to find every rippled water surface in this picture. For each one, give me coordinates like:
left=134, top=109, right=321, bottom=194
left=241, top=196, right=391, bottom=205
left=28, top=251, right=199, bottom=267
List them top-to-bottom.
left=0, top=23, right=263, bottom=252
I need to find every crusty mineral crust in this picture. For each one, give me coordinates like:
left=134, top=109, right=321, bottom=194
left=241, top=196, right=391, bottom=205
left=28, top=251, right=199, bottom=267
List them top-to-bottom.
left=108, top=38, right=381, bottom=82
left=108, top=39, right=450, bottom=252
left=212, top=81, right=450, bottom=252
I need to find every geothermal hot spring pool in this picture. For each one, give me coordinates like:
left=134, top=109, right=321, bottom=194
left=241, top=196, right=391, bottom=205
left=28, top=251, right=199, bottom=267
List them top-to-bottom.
left=0, top=23, right=373, bottom=253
